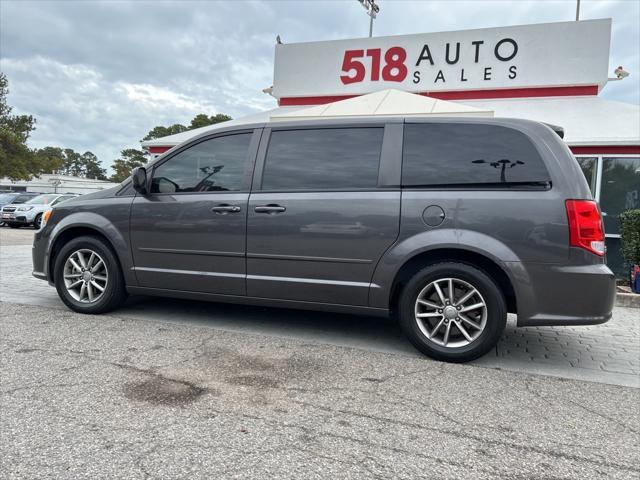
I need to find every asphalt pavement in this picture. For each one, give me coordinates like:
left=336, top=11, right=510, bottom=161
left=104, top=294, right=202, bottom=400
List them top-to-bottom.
left=1, top=227, right=639, bottom=479
left=2, top=301, right=639, bottom=479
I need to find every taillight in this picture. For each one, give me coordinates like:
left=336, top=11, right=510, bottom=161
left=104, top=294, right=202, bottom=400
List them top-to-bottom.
left=565, top=200, right=605, bottom=256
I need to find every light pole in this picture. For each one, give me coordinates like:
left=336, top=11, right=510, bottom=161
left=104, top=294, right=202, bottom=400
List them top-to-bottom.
left=357, top=0, right=380, bottom=37
left=575, top=0, right=581, bottom=21
left=49, top=178, right=62, bottom=194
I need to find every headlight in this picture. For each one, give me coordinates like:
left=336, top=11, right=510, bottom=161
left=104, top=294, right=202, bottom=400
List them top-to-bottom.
left=17, top=206, right=34, bottom=211
left=41, top=209, right=53, bottom=228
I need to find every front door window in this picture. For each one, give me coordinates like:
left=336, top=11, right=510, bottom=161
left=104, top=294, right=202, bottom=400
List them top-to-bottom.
left=151, top=133, right=253, bottom=193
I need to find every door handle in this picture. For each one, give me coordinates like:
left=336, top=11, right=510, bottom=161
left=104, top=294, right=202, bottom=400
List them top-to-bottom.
left=211, top=204, right=241, bottom=214
left=254, top=204, right=286, bottom=214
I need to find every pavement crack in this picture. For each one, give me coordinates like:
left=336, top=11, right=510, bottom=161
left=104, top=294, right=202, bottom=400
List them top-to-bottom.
left=522, top=376, right=639, bottom=435
left=1, top=381, right=93, bottom=396
left=288, top=398, right=639, bottom=474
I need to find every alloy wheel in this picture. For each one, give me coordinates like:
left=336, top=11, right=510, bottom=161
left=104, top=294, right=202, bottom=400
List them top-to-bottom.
left=63, top=249, right=109, bottom=303
left=414, top=277, right=488, bottom=348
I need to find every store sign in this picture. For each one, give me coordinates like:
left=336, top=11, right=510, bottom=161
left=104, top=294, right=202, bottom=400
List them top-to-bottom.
left=273, top=19, right=611, bottom=99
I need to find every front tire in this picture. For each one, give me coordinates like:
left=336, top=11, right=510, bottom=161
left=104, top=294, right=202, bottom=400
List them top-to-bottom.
left=34, top=213, right=42, bottom=229
left=53, top=235, right=127, bottom=314
left=398, top=262, right=507, bottom=363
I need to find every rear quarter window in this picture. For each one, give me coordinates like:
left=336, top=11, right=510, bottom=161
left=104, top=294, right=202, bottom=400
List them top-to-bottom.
left=402, top=123, right=550, bottom=187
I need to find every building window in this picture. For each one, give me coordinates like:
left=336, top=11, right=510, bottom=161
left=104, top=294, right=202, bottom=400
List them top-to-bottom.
left=574, top=155, right=640, bottom=277
left=576, top=157, right=598, bottom=196
left=599, top=157, right=640, bottom=235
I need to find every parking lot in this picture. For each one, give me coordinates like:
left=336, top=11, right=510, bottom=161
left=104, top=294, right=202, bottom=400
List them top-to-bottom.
left=1, top=227, right=639, bottom=479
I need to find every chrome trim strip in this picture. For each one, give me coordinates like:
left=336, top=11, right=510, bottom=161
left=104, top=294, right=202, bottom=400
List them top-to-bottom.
left=138, top=247, right=243, bottom=257
left=246, top=253, right=372, bottom=264
left=133, top=266, right=244, bottom=279
left=133, top=268, right=379, bottom=288
left=247, top=274, right=373, bottom=288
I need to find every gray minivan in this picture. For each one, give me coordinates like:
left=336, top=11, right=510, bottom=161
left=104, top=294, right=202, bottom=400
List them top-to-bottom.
left=32, top=117, right=615, bottom=362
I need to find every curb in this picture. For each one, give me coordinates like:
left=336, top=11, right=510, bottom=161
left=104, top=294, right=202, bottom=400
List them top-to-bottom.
left=616, top=293, right=640, bottom=308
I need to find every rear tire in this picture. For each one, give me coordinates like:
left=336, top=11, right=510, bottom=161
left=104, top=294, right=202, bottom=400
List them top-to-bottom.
left=53, top=235, right=127, bottom=314
left=398, top=262, right=507, bottom=363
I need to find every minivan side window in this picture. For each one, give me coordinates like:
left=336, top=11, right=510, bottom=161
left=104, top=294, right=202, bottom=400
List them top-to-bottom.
left=402, top=124, right=551, bottom=187
left=261, top=128, right=384, bottom=191
left=151, top=133, right=253, bottom=193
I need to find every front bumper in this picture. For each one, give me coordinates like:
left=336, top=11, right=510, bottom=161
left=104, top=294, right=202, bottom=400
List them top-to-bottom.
left=2, top=211, right=35, bottom=224
left=32, top=228, right=52, bottom=284
left=511, top=261, right=616, bottom=327
left=32, top=270, right=47, bottom=281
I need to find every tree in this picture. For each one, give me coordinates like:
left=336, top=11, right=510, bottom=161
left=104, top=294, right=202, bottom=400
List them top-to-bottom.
left=0, top=72, right=44, bottom=180
left=141, top=113, right=232, bottom=142
left=189, top=113, right=231, bottom=129
left=142, top=124, right=188, bottom=141
left=34, top=146, right=65, bottom=173
left=34, top=147, right=106, bottom=179
left=62, top=148, right=83, bottom=177
left=110, top=148, right=147, bottom=183
left=81, top=151, right=108, bottom=180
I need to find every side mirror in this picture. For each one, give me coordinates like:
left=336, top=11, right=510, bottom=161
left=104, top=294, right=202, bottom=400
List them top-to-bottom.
left=131, top=167, right=148, bottom=195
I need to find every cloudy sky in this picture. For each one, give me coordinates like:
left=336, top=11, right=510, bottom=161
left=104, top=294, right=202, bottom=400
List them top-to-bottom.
left=1, top=0, right=639, bottom=173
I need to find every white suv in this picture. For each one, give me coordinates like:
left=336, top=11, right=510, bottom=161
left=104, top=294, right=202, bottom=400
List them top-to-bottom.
left=1, top=194, right=77, bottom=229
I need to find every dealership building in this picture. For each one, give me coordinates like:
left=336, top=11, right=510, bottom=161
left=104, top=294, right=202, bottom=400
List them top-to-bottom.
left=142, top=19, right=640, bottom=275
left=0, top=174, right=118, bottom=195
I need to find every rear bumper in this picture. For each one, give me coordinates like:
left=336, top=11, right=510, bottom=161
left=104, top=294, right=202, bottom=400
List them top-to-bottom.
left=509, top=262, right=616, bottom=327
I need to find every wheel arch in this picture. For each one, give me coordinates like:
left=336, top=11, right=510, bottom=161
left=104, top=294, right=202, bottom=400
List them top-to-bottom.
left=46, top=214, right=133, bottom=285
left=49, top=227, right=114, bottom=279
left=388, top=248, right=517, bottom=315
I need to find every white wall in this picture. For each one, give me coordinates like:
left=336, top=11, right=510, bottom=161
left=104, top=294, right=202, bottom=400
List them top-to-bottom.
left=0, top=174, right=119, bottom=195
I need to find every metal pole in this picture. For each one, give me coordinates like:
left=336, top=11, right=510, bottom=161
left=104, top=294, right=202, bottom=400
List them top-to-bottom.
left=575, top=0, right=581, bottom=21
left=369, top=14, right=373, bottom=37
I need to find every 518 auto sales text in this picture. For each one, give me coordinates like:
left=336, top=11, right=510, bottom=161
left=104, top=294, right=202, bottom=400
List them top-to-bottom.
left=339, top=38, right=519, bottom=85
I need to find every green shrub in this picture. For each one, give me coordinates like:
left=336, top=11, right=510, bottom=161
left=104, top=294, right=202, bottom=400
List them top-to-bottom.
left=620, top=209, right=640, bottom=265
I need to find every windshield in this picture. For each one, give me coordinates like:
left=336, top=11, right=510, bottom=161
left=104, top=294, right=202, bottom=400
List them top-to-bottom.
left=0, top=193, right=17, bottom=203
left=25, top=194, right=59, bottom=205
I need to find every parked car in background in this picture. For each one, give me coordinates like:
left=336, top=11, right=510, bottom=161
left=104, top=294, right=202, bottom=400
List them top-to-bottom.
left=32, top=117, right=615, bottom=362
left=0, top=192, right=40, bottom=226
left=0, top=192, right=40, bottom=208
left=2, top=193, right=77, bottom=229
